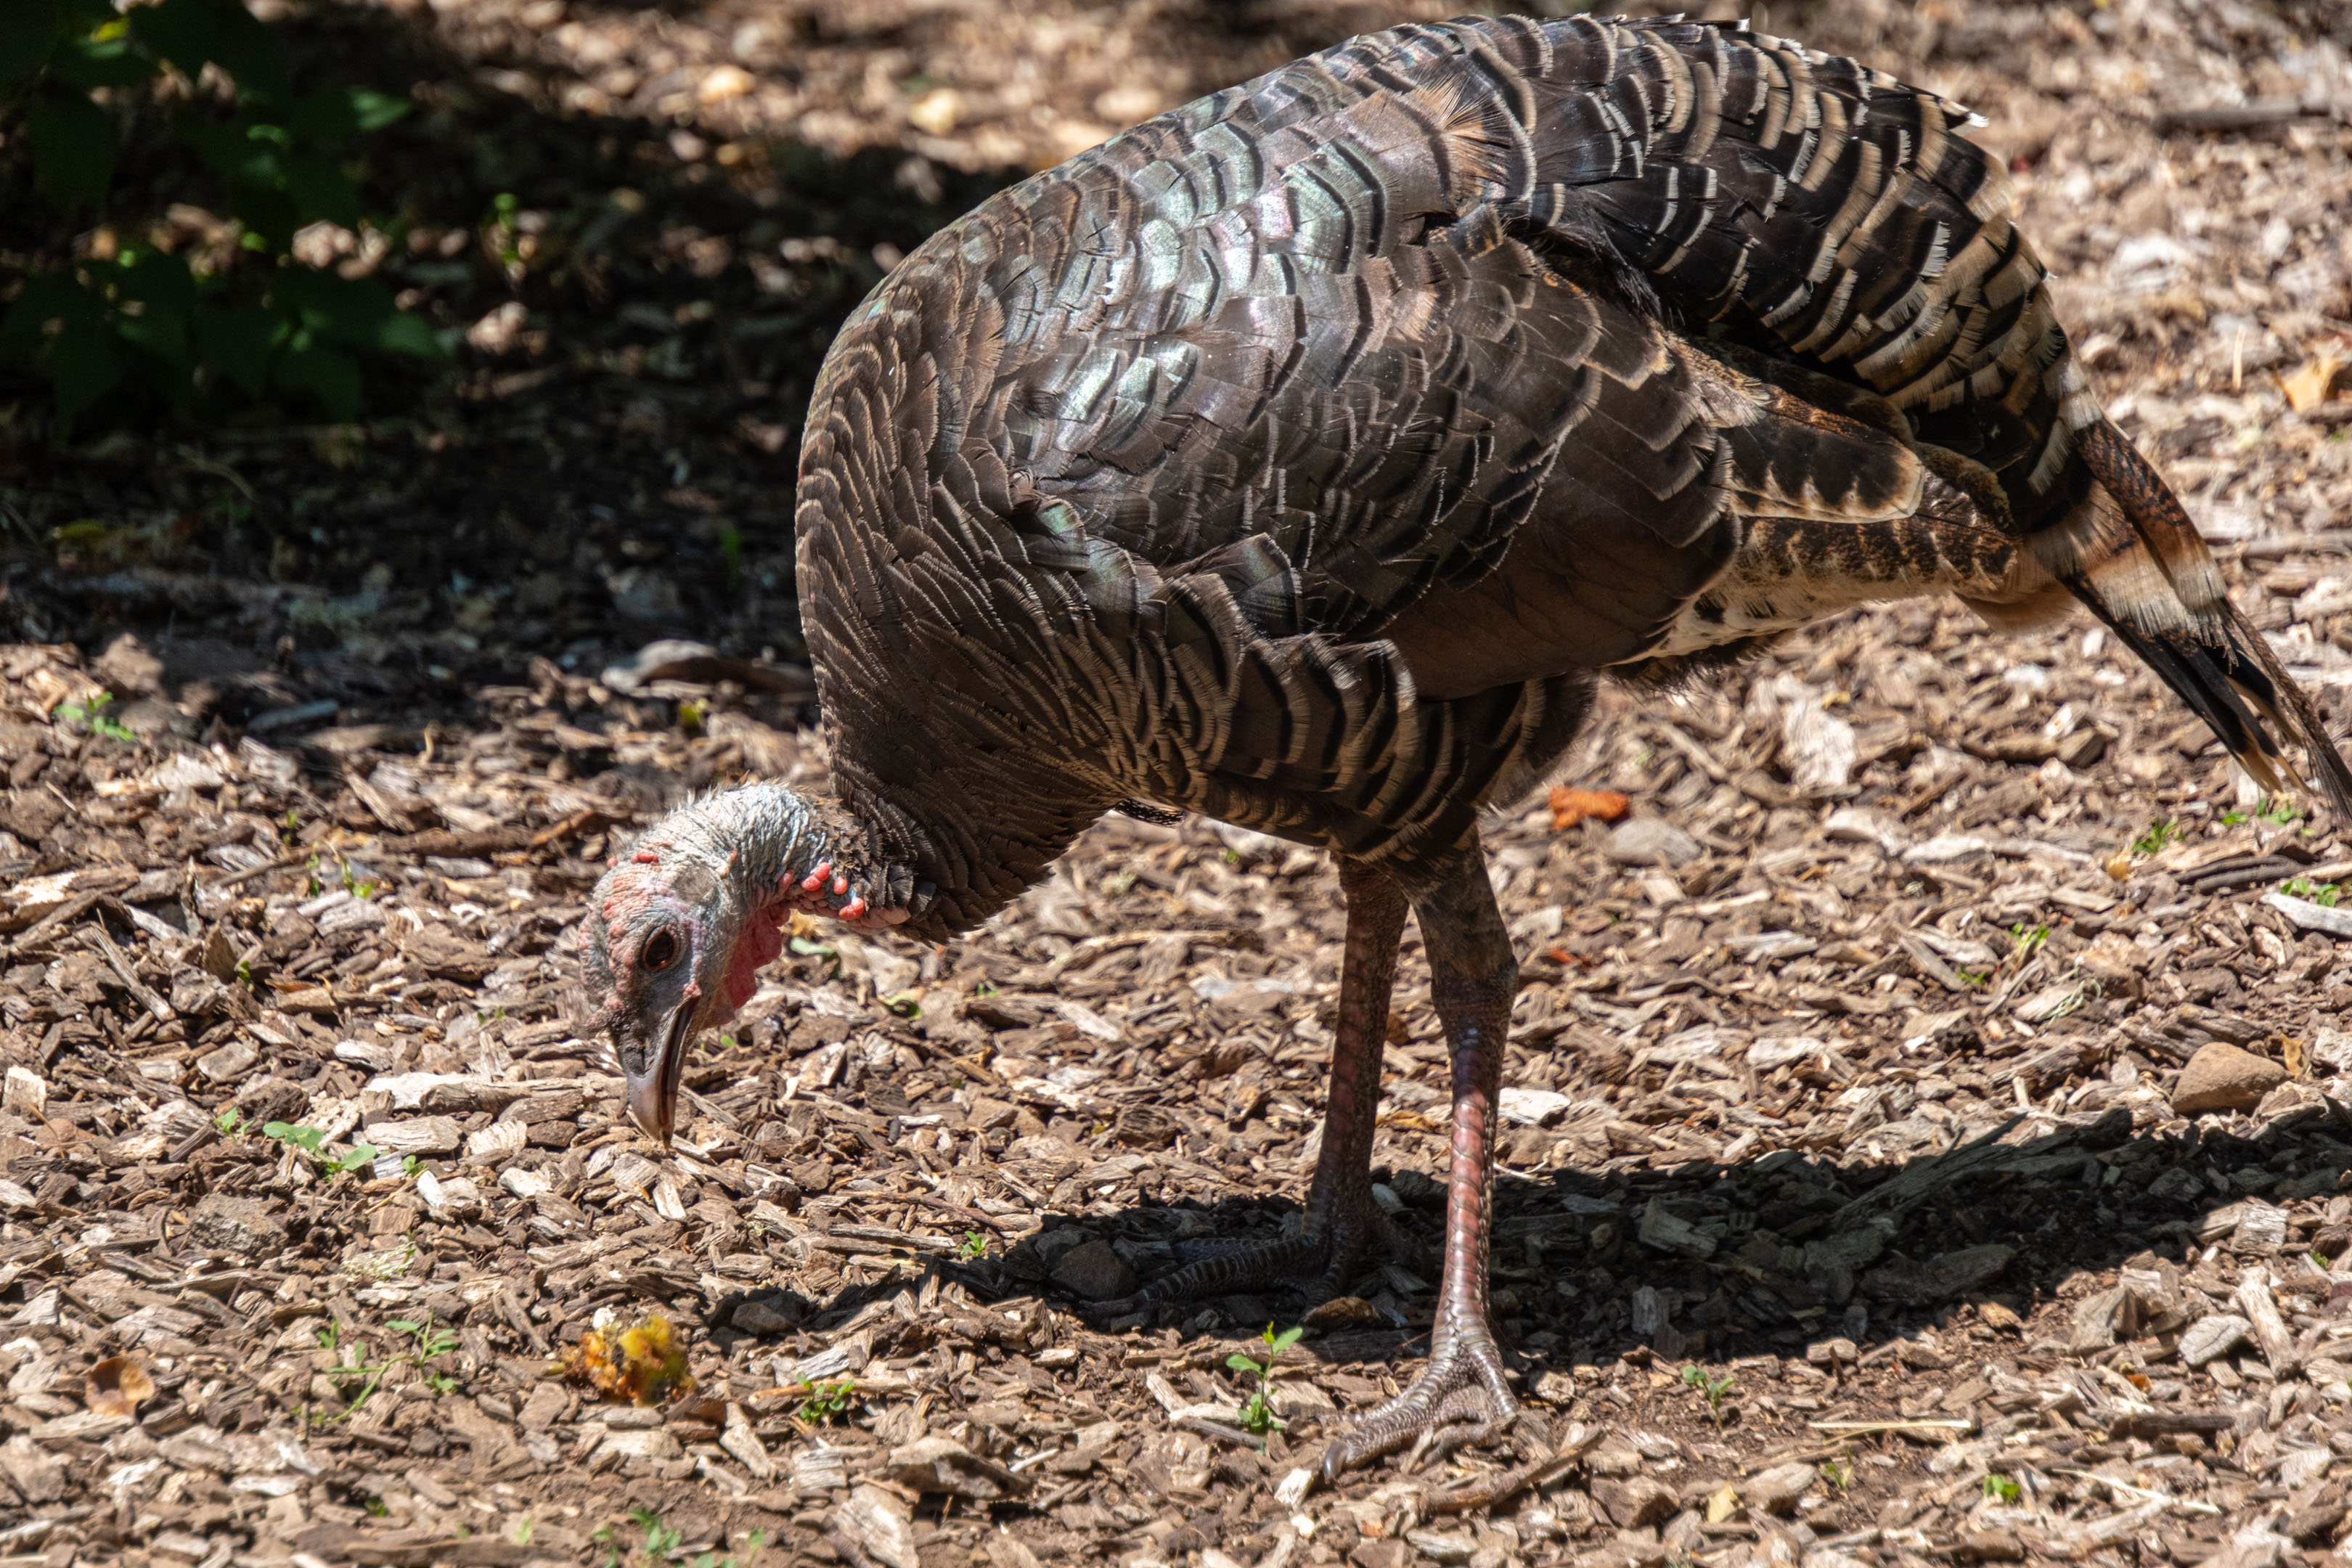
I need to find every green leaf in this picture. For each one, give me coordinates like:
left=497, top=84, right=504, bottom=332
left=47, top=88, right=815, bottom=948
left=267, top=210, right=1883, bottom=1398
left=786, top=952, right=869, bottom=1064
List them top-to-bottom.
left=0, top=0, right=65, bottom=86
left=49, top=29, right=158, bottom=90
left=286, top=83, right=410, bottom=143
left=345, top=87, right=412, bottom=131
left=27, top=94, right=115, bottom=209
left=168, top=113, right=236, bottom=178
left=282, top=149, right=360, bottom=229
left=229, top=176, right=300, bottom=251
left=276, top=269, right=390, bottom=344
left=0, top=272, right=104, bottom=362
left=193, top=299, right=278, bottom=397
left=374, top=308, right=444, bottom=359
left=46, top=317, right=123, bottom=435
left=274, top=338, right=360, bottom=417
left=264, top=1122, right=327, bottom=1153
left=1268, top=1326, right=1304, bottom=1355
left=1225, top=1353, right=1262, bottom=1374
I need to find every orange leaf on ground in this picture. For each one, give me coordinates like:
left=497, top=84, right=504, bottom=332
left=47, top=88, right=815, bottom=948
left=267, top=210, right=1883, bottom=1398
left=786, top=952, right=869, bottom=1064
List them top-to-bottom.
left=2279, top=351, right=2347, bottom=413
left=1548, top=786, right=1631, bottom=832
left=86, top=1356, right=155, bottom=1419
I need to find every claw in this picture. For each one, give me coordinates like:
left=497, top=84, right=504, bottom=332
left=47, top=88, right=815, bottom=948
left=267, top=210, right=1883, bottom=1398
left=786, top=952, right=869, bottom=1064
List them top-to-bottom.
left=1317, top=1334, right=1519, bottom=1480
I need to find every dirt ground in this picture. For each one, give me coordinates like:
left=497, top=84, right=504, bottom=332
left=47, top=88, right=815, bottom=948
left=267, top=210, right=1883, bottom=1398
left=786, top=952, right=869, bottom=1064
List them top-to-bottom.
left=7, top=1, right=2352, bottom=1566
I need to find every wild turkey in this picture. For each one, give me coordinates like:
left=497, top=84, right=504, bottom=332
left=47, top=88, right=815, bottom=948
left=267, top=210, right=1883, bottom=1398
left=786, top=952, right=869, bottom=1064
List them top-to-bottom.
left=581, top=14, right=2352, bottom=1475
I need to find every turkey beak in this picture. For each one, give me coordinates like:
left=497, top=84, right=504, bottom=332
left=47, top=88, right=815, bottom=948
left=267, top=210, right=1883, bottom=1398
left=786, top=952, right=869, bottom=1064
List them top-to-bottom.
left=622, top=1003, right=695, bottom=1146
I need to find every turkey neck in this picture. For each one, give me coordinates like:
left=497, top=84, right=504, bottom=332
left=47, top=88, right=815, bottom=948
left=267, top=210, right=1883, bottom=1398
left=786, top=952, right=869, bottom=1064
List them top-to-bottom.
left=637, top=783, right=898, bottom=951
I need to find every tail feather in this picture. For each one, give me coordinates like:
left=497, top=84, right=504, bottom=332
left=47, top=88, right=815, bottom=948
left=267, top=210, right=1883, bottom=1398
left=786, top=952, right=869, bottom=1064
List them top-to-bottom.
left=2062, top=416, right=2352, bottom=819
left=2075, top=417, right=2226, bottom=616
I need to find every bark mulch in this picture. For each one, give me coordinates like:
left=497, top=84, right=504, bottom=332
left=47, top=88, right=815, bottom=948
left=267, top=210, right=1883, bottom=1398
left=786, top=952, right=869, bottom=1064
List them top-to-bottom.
left=6, top=1, right=2352, bottom=1567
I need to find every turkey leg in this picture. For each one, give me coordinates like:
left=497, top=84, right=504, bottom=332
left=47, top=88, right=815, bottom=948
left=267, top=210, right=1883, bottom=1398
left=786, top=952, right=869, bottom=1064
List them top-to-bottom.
left=1320, top=842, right=1520, bottom=1478
left=1107, top=857, right=1413, bottom=1309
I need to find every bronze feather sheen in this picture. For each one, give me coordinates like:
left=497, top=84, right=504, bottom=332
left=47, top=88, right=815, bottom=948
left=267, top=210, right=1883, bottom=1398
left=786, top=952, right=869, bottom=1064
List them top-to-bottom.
left=590, top=13, right=2352, bottom=1476
left=794, top=13, right=2347, bottom=939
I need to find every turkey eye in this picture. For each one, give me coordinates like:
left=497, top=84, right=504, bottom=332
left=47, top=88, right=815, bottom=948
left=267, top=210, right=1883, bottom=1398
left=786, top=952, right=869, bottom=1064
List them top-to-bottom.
left=641, top=931, right=679, bottom=972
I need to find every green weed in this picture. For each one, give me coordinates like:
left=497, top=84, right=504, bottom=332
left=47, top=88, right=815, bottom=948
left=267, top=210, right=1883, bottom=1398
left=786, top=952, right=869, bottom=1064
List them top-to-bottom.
left=55, top=691, right=136, bottom=743
left=2131, top=819, right=2181, bottom=857
left=2284, top=878, right=2344, bottom=907
left=262, top=1121, right=378, bottom=1177
left=316, top=1312, right=460, bottom=1420
left=1228, top=1322, right=1304, bottom=1437
left=1681, top=1363, right=1736, bottom=1429
left=794, top=1379, right=857, bottom=1424
left=1983, top=1473, right=2022, bottom=1503
left=596, top=1514, right=766, bottom=1568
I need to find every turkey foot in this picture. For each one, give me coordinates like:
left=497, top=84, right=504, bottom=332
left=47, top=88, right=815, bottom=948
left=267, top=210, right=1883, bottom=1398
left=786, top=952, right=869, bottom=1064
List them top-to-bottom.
left=1319, top=843, right=1522, bottom=1480
left=1102, top=857, right=1412, bottom=1316
left=1113, top=1183, right=1415, bottom=1312
left=1318, top=1312, right=1519, bottom=1478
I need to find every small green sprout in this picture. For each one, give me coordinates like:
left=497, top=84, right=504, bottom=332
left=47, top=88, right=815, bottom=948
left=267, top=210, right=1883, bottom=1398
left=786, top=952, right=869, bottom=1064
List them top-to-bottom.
left=490, top=191, right=523, bottom=268
left=57, top=692, right=136, bottom=743
left=2221, top=798, right=2300, bottom=827
left=2131, top=818, right=2181, bottom=857
left=2284, top=878, right=2345, bottom=907
left=2008, top=922, right=2050, bottom=956
left=1957, top=967, right=1990, bottom=987
left=883, top=992, right=922, bottom=1019
left=213, top=1106, right=243, bottom=1137
left=262, top=1122, right=379, bottom=1176
left=265, top=1122, right=327, bottom=1154
left=958, top=1231, right=988, bottom=1260
left=320, top=1313, right=460, bottom=1418
left=1228, top=1322, right=1304, bottom=1437
left=1681, top=1363, right=1736, bottom=1429
left=794, top=1379, right=857, bottom=1424
left=1821, top=1455, right=1853, bottom=1493
left=1983, top=1472, right=2022, bottom=1503
left=630, top=1508, right=680, bottom=1561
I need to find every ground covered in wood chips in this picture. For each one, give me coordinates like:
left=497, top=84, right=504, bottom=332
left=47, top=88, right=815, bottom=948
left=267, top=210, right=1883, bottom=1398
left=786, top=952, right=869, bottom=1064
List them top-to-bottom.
left=9, top=0, right=2352, bottom=1565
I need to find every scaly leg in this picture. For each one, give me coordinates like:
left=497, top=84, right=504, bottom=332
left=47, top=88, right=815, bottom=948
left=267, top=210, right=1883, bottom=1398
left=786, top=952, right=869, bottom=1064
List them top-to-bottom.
left=1320, top=840, right=1520, bottom=1478
left=1106, top=857, right=1413, bottom=1309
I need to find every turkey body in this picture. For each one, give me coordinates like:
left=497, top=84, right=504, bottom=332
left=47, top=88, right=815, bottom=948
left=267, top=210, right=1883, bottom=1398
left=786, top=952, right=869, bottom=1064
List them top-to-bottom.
left=727, top=12, right=2348, bottom=1475
left=800, top=12, right=2344, bottom=946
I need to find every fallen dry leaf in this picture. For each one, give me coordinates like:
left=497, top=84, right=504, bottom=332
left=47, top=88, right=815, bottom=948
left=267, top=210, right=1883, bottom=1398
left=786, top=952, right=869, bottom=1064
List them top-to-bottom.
left=2278, top=351, right=2348, bottom=413
left=1548, top=786, right=1633, bottom=832
left=85, top=1356, right=155, bottom=1419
